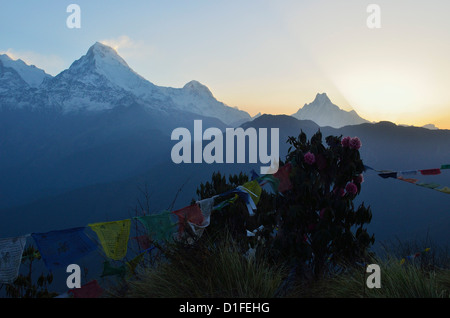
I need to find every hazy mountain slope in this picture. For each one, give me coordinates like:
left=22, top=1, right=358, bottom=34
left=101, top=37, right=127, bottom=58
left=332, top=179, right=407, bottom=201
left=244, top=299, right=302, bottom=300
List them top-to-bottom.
left=0, top=103, right=228, bottom=209
left=1, top=115, right=449, bottom=246
left=0, top=159, right=253, bottom=237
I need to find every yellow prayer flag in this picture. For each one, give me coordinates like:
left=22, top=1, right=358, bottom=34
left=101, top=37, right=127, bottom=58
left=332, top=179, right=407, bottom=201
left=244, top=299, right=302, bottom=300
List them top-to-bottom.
left=242, top=180, right=262, bottom=206
left=437, top=186, right=450, bottom=194
left=88, top=220, right=131, bottom=260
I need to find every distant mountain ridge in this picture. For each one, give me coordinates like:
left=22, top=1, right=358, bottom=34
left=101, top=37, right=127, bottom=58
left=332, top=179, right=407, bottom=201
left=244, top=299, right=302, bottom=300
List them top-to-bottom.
left=0, top=42, right=251, bottom=125
left=1, top=43, right=440, bottom=129
left=0, top=54, right=51, bottom=88
left=292, top=93, right=370, bottom=128
left=1, top=113, right=448, bottom=246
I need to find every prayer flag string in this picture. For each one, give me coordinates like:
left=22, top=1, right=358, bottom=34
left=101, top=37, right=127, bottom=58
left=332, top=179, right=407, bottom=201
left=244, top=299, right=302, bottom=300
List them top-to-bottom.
left=1, top=161, right=445, bottom=296
left=364, top=164, right=450, bottom=194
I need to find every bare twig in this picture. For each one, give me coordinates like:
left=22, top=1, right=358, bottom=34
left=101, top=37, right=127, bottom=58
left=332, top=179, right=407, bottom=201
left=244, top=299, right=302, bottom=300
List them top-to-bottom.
left=167, top=177, right=191, bottom=211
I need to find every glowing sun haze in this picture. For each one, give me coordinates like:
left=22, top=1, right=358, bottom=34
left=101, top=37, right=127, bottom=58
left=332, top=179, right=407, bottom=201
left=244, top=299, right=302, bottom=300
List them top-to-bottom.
left=1, top=0, right=449, bottom=128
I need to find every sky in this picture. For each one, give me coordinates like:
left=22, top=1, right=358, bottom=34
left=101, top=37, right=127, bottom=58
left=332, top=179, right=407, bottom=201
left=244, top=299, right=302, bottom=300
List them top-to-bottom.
left=1, top=0, right=450, bottom=129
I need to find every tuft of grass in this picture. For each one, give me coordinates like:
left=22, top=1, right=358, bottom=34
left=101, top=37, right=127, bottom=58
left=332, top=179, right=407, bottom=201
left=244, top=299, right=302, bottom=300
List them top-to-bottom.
left=123, top=236, right=286, bottom=298
left=378, top=237, right=450, bottom=271
left=319, top=256, right=450, bottom=298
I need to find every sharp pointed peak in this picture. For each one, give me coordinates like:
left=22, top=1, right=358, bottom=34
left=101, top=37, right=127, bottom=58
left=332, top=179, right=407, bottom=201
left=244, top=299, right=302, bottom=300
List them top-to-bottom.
left=67, top=41, right=133, bottom=74
left=89, top=41, right=116, bottom=52
left=87, top=42, right=123, bottom=60
left=301, top=92, right=340, bottom=111
left=312, top=92, right=331, bottom=104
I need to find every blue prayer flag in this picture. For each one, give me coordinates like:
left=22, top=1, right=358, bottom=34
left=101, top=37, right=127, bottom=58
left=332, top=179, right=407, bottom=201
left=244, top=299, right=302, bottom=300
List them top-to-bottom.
left=31, top=227, right=97, bottom=270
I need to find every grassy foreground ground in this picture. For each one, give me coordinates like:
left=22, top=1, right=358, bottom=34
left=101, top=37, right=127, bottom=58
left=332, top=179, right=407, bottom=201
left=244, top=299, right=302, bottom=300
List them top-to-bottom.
left=106, top=236, right=449, bottom=298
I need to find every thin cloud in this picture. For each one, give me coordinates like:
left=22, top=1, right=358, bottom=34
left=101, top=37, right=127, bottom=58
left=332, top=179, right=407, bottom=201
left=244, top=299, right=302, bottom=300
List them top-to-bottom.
left=99, top=35, right=158, bottom=83
left=100, top=35, right=138, bottom=51
left=100, top=35, right=155, bottom=59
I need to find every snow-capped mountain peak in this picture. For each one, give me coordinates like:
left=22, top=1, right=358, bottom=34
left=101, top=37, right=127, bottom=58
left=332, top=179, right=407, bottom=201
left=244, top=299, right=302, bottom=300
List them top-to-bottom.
left=64, top=42, right=152, bottom=92
left=88, top=42, right=129, bottom=67
left=0, top=54, right=51, bottom=88
left=168, top=79, right=251, bottom=125
left=182, top=80, right=213, bottom=98
left=312, top=92, right=332, bottom=105
left=292, top=93, right=369, bottom=128
left=302, top=93, right=341, bottom=112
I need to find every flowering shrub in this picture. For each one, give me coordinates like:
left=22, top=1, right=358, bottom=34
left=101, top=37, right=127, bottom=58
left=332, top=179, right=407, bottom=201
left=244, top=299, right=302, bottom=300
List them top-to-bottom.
left=195, top=130, right=374, bottom=279
left=272, top=130, right=374, bottom=277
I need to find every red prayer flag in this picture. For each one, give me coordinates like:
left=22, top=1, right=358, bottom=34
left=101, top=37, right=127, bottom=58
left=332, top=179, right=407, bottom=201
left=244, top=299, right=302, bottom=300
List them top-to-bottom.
left=274, top=163, right=293, bottom=193
left=419, top=168, right=441, bottom=175
left=397, top=176, right=419, bottom=184
left=172, top=204, right=204, bottom=233
left=132, top=235, right=152, bottom=250
left=69, top=280, right=103, bottom=298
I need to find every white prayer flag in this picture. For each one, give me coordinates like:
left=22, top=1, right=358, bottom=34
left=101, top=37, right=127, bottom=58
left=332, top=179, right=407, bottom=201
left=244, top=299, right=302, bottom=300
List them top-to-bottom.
left=188, top=197, right=216, bottom=238
left=0, top=236, right=27, bottom=284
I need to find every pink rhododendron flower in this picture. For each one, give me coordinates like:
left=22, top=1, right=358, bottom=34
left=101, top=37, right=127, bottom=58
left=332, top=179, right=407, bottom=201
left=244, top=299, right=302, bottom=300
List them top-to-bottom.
left=341, top=136, right=351, bottom=147
left=349, top=137, right=362, bottom=150
left=304, top=152, right=316, bottom=165
left=354, top=174, right=364, bottom=184
left=345, top=182, right=358, bottom=195
left=334, top=187, right=345, bottom=197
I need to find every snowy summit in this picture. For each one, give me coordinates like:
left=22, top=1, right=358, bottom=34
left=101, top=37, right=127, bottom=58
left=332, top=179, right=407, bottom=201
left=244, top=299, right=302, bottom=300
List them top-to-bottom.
left=291, top=93, right=369, bottom=128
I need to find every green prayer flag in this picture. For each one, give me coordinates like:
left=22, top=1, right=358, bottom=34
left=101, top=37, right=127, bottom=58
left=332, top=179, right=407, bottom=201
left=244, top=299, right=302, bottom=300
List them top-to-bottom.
left=441, top=164, right=450, bottom=170
left=258, top=174, right=280, bottom=193
left=416, top=182, right=440, bottom=189
left=136, top=211, right=176, bottom=241
left=101, top=261, right=126, bottom=278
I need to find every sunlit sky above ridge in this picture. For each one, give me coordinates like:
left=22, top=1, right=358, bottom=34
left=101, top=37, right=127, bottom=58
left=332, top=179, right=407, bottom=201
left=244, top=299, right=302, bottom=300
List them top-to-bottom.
left=1, top=1, right=450, bottom=129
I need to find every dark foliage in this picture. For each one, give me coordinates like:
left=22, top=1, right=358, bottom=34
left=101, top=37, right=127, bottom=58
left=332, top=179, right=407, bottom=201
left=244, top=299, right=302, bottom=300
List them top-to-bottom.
left=195, top=131, right=375, bottom=278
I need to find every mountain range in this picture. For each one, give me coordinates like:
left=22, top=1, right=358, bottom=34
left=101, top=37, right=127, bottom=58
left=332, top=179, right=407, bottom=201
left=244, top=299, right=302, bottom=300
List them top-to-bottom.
left=0, top=42, right=251, bottom=126
left=1, top=42, right=449, bottom=252
left=1, top=43, right=440, bottom=130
